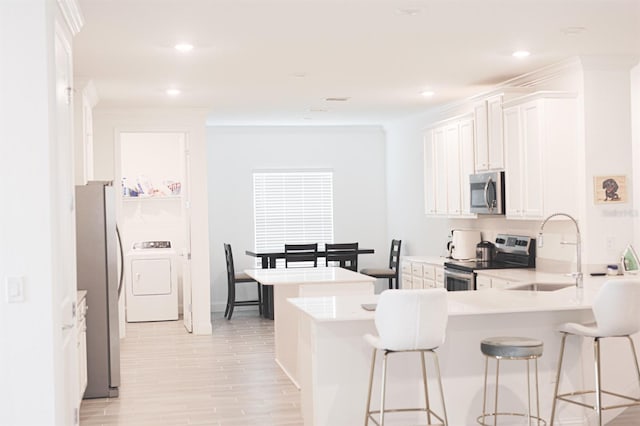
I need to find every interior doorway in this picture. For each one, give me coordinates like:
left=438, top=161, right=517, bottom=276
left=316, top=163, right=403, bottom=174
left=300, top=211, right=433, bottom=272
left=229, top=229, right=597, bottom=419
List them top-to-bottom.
left=117, top=131, right=193, bottom=332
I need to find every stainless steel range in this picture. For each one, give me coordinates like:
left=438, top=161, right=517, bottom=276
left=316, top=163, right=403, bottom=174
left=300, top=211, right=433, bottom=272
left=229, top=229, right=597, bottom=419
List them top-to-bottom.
left=444, top=234, right=536, bottom=291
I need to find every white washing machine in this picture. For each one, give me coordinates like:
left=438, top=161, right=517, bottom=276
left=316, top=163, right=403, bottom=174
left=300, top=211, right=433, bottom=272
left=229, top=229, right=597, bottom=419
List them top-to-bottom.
left=125, top=240, right=178, bottom=322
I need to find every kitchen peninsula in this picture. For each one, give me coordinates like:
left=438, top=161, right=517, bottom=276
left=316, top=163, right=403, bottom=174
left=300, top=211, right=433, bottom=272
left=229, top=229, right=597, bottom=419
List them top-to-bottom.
left=291, top=275, right=639, bottom=426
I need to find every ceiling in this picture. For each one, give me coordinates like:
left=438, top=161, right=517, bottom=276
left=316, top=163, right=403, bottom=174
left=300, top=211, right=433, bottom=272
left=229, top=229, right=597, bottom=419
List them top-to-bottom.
left=73, top=0, right=640, bottom=126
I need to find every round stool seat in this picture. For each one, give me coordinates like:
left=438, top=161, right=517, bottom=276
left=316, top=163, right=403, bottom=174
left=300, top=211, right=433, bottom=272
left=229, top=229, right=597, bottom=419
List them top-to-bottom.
left=481, top=336, right=543, bottom=359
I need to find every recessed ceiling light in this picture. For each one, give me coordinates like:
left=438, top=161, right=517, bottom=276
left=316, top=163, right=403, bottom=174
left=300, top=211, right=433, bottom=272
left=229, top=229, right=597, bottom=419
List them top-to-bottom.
left=397, top=8, right=421, bottom=16
left=562, top=26, right=587, bottom=36
left=174, top=43, right=194, bottom=53
left=512, top=50, right=531, bottom=59
left=293, top=72, right=307, bottom=78
left=166, top=89, right=181, bottom=96
left=421, top=91, right=435, bottom=97
left=325, top=97, right=350, bottom=102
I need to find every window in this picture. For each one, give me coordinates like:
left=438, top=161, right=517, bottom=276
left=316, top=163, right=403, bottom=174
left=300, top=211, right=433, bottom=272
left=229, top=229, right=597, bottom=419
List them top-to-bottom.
left=253, top=171, right=334, bottom=267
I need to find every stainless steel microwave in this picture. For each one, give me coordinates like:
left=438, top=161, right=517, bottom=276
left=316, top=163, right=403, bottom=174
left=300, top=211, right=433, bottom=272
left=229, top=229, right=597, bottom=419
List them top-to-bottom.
left=469, top=171, right=505, bottom=215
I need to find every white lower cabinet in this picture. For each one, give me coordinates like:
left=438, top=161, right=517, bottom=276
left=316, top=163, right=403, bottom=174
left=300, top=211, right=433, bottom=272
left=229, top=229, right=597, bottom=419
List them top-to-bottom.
left=402, top=259, right=445, bottom=289
left=476, top=273, right=519, bottom=289
left=476, top=275, right=492, bottom=290
left=77, top=292, right=88, bottom=403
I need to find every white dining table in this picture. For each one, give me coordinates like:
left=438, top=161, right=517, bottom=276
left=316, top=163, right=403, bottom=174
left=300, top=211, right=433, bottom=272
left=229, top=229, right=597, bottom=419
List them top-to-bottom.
left=244, top=267, right=375, bottom=388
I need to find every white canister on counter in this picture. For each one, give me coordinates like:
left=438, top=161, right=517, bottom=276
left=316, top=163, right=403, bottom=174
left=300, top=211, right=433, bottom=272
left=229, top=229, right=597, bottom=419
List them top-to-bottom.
left=607, top=264, right=619, bottom=276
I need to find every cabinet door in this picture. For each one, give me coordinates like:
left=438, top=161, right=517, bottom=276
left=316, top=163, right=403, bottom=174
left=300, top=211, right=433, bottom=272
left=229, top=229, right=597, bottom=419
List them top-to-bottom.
left=487, top=95, right=504, bottom=169
left=474, top=101, right=489, bottom=171
left=521, top=101, right=543, bottom=218
left=503, top=105, right=523, bottom=217
left=459, top=119, right=476, bottom=217
left=445, top=124, right=461, bottom=215
left=433, top=127, right=448, bottom=215
left=423, top=131, right=437, bottom=215
left=435, top=267, right=444, bottom=288
left=402, top=275, right=413, bottom=289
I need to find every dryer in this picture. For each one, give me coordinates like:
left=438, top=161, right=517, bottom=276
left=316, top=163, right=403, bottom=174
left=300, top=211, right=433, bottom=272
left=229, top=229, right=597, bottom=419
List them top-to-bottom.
left=125, top=241, right=178, bottom=322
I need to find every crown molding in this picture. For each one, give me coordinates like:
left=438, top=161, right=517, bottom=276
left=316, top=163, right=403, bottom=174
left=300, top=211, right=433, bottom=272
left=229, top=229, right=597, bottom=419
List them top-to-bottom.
left=57, top=0, right=83, bottom=36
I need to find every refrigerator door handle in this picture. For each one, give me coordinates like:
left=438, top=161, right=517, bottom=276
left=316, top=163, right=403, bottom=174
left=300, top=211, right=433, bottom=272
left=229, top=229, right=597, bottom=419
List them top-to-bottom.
left=116, top=225, right=124, bottom=296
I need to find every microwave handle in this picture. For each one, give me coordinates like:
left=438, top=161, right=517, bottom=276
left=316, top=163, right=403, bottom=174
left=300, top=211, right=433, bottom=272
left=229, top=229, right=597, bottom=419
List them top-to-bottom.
left=483, top=177, right=492, bottom=211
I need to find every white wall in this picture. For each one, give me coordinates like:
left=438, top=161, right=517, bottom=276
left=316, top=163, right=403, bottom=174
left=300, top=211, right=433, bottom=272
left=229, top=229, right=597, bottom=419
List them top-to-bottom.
left=0, top=0, right=75, bottom=423
left=580, top=57, right=637, bottom=267
left=631, top=61, right=640, bottom=249
left=92, top=108, right=212, bottom=334
left=207, top=126, right=388, bottom=309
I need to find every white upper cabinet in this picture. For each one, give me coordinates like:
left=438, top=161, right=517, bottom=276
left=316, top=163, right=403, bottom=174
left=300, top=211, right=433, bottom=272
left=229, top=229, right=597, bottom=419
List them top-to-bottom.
left=503, top=92, right=578, bottom=220
left=474, top=94, right=504, bottom=171
left=424, top=115, right=476, bottom=218
left=458, top=118, right=475, bottom=217
left=445, top=123, right=462, bottom=215
left=434, top=126, right=448, bottom=215
left=423, top=131, right=437, bottom=215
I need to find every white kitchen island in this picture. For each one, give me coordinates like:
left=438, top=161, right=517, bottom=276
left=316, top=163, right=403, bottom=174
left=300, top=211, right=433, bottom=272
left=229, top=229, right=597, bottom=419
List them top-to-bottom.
left=244, top=267, right=375, bottom=388
left=290, top=275, right=640, bottom=426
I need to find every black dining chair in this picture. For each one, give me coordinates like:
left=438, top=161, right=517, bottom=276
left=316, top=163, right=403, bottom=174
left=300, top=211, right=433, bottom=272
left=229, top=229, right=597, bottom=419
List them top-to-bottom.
left=360, top=239, right=402, bottom=289
left=325, top=242, right=359, bottom=271
left=224, top=243, right=262, bottom=320
left=284, top=243, right=318, bottom=268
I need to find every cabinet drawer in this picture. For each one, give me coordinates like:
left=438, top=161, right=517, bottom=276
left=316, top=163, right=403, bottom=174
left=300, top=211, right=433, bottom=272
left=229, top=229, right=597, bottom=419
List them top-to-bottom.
left=401, top=261, right=412, bottom=275
left=411, top=263, right=423, bottom=276
left=422, top=265, right=436, bottom=280
left=434, top=267, right=444, bottom=282
left=402, top=275, right=413, bottom=289
left=476, top=276, right=492, bottom=290
left=412, top=277, right=424, bottom=289
left=491, top=278, right=513, bottom=289
left=424, top=279, right=436, bottom=289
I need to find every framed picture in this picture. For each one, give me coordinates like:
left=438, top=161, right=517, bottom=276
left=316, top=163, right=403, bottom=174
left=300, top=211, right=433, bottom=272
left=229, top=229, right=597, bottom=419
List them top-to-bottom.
left=593, top=175, right=627, bottom=204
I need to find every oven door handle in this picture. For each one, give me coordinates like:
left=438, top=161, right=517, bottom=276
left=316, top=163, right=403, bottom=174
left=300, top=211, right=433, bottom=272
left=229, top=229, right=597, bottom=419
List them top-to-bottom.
left=444, top=269, right=474, bottom=280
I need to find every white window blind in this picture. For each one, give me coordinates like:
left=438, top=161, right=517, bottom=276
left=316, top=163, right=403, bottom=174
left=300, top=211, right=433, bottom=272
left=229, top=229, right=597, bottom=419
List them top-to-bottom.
left=253, top=171, right=334, bottom=266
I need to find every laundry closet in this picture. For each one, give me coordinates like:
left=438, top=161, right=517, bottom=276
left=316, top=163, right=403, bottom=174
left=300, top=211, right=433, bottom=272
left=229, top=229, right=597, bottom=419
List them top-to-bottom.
left=117, top=132, right=190, bottom=329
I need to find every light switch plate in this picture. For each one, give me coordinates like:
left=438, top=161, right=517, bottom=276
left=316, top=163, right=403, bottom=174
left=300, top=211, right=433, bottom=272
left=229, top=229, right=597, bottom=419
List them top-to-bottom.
left=6, top=276, right=25, bottom=303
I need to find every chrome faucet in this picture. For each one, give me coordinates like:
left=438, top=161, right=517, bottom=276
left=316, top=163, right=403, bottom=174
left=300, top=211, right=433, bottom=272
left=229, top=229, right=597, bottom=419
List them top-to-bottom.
left=538, top=212, right=583, bottom=288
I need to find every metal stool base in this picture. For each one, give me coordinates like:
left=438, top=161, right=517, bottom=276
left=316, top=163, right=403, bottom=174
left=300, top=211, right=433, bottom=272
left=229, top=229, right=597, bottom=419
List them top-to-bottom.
left=367, top=408, right=446, bottom=426
left=477, top=412, right=547, bottom=426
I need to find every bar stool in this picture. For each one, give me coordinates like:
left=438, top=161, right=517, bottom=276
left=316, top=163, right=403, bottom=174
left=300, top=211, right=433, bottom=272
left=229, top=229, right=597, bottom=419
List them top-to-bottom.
left=549, top=279, right=640, bottom=426
left=364, top=288, right=449, bottom=425
left=477, top=336, right=545, bottom=426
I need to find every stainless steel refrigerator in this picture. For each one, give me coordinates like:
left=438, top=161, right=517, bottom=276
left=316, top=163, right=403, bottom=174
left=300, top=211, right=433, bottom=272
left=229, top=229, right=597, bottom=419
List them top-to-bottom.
left=75, top=181, right=122, bottom=398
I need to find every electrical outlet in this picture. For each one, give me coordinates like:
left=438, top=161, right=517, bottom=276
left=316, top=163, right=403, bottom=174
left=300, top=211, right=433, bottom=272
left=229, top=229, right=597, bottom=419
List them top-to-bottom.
left=605, top=235, right=616, bottom=251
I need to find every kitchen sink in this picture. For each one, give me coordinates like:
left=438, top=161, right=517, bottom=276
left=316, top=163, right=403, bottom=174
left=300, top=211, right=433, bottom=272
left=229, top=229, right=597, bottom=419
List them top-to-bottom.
left=507, top=283, right=573, bottom=292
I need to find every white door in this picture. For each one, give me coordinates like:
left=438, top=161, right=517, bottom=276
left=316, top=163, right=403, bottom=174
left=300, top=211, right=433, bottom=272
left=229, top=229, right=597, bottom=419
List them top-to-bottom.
left=54, top=23, right=79, bottom=424
left=182, top=136, right=193, bottom=332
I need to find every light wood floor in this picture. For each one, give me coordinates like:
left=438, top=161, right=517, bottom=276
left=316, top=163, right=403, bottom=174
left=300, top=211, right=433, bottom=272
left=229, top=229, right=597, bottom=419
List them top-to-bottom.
left=79, top=310, right=640, bottom=425
left=79, top=310, right=303, bottom=425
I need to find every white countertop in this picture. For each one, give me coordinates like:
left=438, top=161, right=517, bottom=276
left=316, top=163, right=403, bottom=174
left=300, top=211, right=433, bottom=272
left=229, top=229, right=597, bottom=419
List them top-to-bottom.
left=245, top=266, right=376, bottom=286
left=289, top=273, right=618, bottom=322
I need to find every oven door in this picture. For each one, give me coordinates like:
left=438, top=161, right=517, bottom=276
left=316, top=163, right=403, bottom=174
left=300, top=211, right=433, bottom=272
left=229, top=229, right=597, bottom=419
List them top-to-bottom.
left=444, top=268, right=475, bottom=291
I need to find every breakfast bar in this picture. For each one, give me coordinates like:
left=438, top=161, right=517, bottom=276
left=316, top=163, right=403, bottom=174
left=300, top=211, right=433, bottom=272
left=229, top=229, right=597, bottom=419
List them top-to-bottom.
left=244, top=267, right=375, bottom=388
left=290, top=276, right=640, bottom=426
